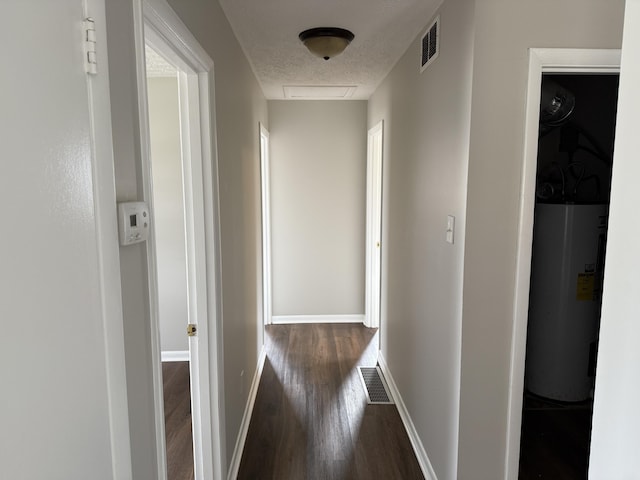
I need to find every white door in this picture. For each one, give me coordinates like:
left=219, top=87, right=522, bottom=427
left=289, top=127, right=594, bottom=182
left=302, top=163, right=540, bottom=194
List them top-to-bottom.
left=1, top=0, right=130, bottom=478
left=365, top=121, right=384, bottom=329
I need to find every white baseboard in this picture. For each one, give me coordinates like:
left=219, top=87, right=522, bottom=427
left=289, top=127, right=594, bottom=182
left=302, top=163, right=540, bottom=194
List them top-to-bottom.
left=271, top=314, right=365, bottom=324
left=227, top=347, right=267, bottom=480
left=161, top=350, right=189, bottom=362
left=378, top=352, right=438, bottom=480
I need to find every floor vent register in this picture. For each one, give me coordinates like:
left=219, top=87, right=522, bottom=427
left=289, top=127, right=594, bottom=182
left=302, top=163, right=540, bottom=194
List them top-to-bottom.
left=357, top=366, right=394, bottom=404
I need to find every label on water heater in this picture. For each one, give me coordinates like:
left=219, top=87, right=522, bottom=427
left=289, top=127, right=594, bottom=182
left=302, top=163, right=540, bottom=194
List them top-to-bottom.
left=576, top=273, right=595, bottom=301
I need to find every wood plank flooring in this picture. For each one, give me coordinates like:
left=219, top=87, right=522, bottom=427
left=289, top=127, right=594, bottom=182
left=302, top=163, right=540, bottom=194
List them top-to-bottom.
left=237, top=323, right=424, bottom=480
left=162, top=361, right=194, bottom=480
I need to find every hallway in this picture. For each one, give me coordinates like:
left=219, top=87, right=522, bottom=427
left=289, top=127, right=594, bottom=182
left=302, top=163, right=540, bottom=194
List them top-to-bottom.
left=237, top=324, right=424, bottom=479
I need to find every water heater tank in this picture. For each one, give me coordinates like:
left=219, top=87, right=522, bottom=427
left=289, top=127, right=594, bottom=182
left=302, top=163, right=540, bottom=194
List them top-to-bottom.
left=525, top=203, right=608, bottom=402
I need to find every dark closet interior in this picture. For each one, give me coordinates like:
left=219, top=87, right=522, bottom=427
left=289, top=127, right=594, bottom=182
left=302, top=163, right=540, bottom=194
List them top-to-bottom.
left=519, top=73, right=620, bottom=479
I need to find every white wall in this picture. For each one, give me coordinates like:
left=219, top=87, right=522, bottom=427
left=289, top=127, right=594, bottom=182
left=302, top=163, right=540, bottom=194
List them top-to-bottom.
left=1, top=0, right=119, bottom=478
left=106, top=0, right=268, bottom=476
left=367, top=0, right=474, bottom=477
left=165, top=1, right=268, bottom=468
left=458, top=1, right=625, bottom=478
left=590, top=1, right=640, bottom=477
left=106, top=2, right=158, bottom=476
left=147, top=76, right=189, bottom=353
left=268, top=100, right=367, bottom=317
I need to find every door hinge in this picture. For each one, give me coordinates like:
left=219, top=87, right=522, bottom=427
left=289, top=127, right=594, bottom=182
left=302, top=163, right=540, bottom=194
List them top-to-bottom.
left=83, top=17, right=97, bottom=75
left=187, top=324, right=197, bottom=337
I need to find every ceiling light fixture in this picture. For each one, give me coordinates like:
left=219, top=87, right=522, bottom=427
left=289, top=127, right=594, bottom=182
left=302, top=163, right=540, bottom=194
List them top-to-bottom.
left=298, top=27, right=355, bottom=61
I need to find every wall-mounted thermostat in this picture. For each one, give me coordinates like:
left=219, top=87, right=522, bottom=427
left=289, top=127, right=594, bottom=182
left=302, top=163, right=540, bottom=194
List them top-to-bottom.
left=118, top=201, right=150, bottom=246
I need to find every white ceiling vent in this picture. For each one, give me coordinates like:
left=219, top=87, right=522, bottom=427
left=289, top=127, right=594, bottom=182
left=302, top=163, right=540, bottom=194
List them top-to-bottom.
left=420, top=15, right=440, bottom=73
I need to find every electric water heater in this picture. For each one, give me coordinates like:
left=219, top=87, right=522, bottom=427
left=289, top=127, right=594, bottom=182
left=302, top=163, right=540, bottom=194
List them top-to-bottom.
left=525, top=203, right=607, bottom=402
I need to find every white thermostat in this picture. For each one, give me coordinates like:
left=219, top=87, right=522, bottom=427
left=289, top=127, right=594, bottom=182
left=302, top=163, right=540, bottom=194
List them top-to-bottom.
left=118, top=201, right=150, bottom=246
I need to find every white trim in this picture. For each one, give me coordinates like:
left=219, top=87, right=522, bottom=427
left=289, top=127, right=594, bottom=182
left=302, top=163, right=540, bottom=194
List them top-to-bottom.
left=84, top=0, right=133, bottom=477
left=143, top=0, right=213, bottom=72
left=134, top=1, right=225, bottom=479
left=132, top=3, right=168, bottom=479
left=506, top=48, right=621, bottom=480
left=521, top=48, right=621, bottom=73
left=199, top=59, right=228, bottom=480
left=178, top=65, right=211, bottom=480
left=365, top=120, right=384, bottom=330
left=259, top=124, right=272, bottom=329
left=271, top=314, right=366, bottom=325
left=227, top=348, right=267, bottom=480
left=161, top=351, right=190, bottom=362
left=377, top=353, right=437, bottom=480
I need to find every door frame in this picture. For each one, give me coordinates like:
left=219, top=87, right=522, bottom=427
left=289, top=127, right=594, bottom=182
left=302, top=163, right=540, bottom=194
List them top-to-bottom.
left=85, top=0, right=133, bottom=476
left=133, top=1, right=225, bottom=479
left=505, top=48, right=620, bottom=479
left=365, top=120, right=384, bottom=330
left=260, top=123, right=272, bottom=331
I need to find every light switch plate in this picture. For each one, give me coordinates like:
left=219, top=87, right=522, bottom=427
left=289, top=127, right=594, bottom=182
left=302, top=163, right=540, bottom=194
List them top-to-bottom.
left=446, top=215, right=455, bottom=244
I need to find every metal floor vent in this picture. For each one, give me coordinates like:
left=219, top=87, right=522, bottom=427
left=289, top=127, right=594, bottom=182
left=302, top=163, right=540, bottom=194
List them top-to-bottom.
left=358, top=366, right=394, bottom=404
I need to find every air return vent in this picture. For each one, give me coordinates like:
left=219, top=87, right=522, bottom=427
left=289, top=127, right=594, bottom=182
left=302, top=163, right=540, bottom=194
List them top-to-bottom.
left=420, top=16, right=440, bottom=72
left=283, top=85, right=357, bottom=99
left=358, top=366, right=394, bottom=404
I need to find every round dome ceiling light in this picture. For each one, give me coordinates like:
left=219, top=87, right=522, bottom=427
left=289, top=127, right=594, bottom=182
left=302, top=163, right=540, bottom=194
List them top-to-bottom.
left=298, top=27, right=355, bottom=61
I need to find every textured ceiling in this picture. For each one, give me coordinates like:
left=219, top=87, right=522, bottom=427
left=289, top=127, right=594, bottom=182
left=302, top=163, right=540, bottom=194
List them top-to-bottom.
left=218, top=0, right=442, bottom=100
left=145, top=45, right=177, bottom=77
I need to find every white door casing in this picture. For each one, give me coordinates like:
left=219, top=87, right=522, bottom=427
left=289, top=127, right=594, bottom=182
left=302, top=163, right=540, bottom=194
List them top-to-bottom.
left=133, top=0, right=225, bottom=478
left=506, top=48, right=620, bottom=480
left=365, top=120, right=384, bottom=330
left=260, top=123, right=272, bottom=329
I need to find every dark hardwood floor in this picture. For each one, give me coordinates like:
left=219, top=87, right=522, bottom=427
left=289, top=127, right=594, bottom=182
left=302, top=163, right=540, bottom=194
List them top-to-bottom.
left=237, top=323, right=424, bottom=480
left=162, top=361, right=194, bottom=480
left=518, top=393, right=592, bottom=479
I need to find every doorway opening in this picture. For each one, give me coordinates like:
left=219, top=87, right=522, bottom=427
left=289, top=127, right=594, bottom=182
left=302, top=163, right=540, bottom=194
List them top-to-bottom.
left=134, top=1, right=224, bottom=478
left=145, top=44, right=194, bottom=479
left=518, top=73, right=620, bottom=478
left=365, top=120, right=383, bottom=334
